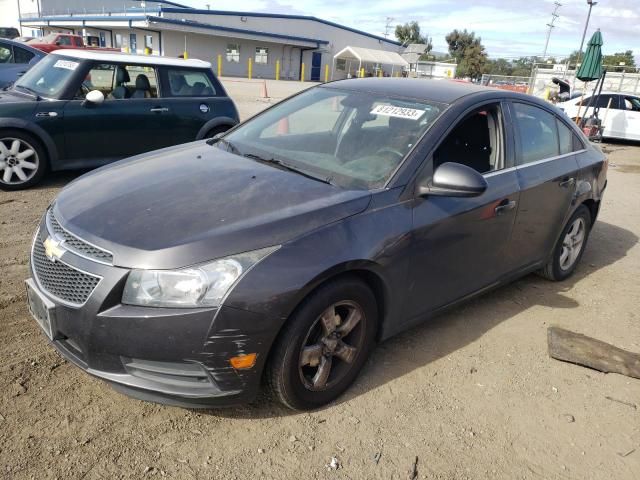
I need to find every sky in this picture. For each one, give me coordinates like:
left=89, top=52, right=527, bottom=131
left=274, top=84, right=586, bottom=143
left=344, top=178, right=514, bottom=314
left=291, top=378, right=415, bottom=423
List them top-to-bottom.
left=185, top=0, right=639, bottom=61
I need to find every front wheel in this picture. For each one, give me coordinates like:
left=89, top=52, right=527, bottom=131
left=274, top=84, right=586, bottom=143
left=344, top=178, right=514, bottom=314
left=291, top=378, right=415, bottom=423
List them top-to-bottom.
left=0, top=131, right=47, bottom=190
left=538, top=205, right=592, bottom=281
left=266, top=277, right=378, bottom=410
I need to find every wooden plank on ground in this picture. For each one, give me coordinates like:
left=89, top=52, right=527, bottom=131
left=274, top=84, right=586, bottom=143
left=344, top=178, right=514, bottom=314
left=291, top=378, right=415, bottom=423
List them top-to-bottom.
left=547, top=327, right=640, bottom=380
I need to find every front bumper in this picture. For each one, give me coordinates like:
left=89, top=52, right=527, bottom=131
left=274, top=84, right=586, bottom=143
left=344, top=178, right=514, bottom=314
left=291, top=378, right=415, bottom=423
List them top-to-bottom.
left=27, top=216, right=273, bottom=408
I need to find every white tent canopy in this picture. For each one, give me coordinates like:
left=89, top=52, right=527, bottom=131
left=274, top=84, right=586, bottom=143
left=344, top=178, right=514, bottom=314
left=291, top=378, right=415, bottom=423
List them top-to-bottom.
left=332, top=46, right=409, bottom=79
left=333, top=46, right=409, bottom=67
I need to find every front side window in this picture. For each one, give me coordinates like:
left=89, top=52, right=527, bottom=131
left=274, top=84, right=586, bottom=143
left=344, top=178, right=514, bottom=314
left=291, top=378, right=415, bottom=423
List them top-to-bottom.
left=0, top=44, right=13, bottom=63
left=226, top=44, right=240, bottom=63
left=255, top=47, right=269, bottom=64
left=13, top=54, right=80, bottom=98
left=76, top=63, right=158, bottom=100
left=166, top=69, right=215, bottom=97
left=222, top=87, right=445, bottom=190
left=576, top=94, right=619, bottom=109
left=623, top=96, right=640, bottom=112
left=433, top=103, right=504, bottom=174
left=513, top=103, right=560, bottom=164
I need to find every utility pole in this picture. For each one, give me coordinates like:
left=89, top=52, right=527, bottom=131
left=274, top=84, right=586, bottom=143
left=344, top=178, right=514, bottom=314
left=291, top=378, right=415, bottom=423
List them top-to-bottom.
left=577, top=0, right=597, bottom=65
left=542, top=2, right=561, bottom=60
left=383, top=17, right=394, bottom=39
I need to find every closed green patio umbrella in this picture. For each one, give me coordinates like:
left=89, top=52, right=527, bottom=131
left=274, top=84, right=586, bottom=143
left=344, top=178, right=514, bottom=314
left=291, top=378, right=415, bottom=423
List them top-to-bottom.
left=575, top=29, right=604, bottom=125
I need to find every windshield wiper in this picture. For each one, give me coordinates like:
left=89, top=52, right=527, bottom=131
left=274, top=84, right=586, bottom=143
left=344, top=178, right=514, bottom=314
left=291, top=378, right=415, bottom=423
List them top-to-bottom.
left=15, top=85, right=41, bottom=100
left=243, top=153, right=334, bottom=186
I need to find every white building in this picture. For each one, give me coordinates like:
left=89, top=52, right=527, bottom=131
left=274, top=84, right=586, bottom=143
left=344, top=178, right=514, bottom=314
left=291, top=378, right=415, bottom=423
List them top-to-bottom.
left=11, top=0, right=403, bottom=81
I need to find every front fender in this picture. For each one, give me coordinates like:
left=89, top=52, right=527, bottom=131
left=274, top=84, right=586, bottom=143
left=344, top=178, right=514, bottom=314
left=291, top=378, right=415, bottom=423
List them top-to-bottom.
left=195, top=116, right=238, bottom=140
left=0, top=117, right=59, bottom=166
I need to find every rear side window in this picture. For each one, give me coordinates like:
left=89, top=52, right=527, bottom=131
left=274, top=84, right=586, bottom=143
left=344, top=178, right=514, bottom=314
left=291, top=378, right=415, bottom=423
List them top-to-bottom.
left=57, top=36, right=72, bottom=46
left=0, top=44, right=13, bottom=63
left=13, top=47, right=35, bottom=64
left=166, top=69, right=216, bottom=97
left=512, top=103, right=559, bottom=164
left=557, top=119, right=584, bottom=154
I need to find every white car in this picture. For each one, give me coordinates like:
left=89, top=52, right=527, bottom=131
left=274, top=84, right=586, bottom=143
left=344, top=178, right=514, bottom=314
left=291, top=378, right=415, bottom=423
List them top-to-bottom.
left=557, top=92, right=640, bottom=141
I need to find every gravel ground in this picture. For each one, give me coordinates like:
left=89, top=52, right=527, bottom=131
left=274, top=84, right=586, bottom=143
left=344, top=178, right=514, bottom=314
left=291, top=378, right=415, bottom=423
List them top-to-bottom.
left=0, top=83, right=639, bottom=479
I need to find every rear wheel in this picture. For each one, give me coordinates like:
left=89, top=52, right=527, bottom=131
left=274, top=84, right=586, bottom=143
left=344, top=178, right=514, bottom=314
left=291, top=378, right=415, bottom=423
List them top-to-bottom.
left=204, top=125, right=231, bottom=139
left=0, top=130, right=47, bottom=190
left=538, top=205, right=592, bottom=281
left=266, top=277, right=378, bottom=410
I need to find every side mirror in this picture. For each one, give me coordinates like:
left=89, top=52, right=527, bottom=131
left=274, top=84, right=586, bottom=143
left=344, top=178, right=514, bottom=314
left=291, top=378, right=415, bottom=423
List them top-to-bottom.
left=54, top=40, right=61, bottom=46
left=83, top=90, right=104, bottom=107
left=417, top=162, right=488, bottom=197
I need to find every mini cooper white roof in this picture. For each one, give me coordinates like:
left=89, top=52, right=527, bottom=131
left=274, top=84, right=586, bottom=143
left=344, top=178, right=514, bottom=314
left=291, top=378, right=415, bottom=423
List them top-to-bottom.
left=50, top=49, right=212, bottom=69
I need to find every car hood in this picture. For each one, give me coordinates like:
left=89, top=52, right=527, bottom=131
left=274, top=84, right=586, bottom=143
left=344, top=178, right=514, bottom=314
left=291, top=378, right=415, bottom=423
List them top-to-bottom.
left=53, top=142, right=371, bottom=269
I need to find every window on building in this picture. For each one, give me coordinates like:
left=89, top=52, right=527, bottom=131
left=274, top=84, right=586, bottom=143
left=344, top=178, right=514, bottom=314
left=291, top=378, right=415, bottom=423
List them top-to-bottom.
left=99, top=32, right=106, bottom=47
left=129, top=34, right=137, bottom=52
left=145, top=35, right=153, bottom=48
left=226, top=43, right=240, bottom=63
left=13, top=46, right=35, bottom=64
left=255, top=47, right=269, bottom=64
left=166, top=69, right=216, bottom=97
left=512, top=102, right=560, bottom=164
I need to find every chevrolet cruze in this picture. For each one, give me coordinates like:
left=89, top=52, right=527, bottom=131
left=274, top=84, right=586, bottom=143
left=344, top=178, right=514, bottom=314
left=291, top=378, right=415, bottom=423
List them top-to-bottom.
left=26, top=78, right=607, bottom=410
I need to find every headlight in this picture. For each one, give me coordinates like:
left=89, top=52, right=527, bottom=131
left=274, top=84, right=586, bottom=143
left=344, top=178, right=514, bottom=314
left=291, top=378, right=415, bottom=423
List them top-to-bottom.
left=122, top=246, right=278, bottom=308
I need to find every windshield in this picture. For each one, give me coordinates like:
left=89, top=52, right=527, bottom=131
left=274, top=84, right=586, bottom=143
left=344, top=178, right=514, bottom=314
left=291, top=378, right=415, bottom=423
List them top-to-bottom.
left=13, top=54, right=80, bottom=98
left=222, top=87, right=445, bottom=190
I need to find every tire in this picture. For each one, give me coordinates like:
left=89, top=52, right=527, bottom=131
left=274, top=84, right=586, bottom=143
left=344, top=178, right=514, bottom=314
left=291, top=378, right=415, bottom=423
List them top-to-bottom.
left=204, top=125, right=231, bottom=139
left=0, top=130, right=47, bottom=190
left=538, top=205, right=592, bottom=281
left=266, top=276, right=378, bottom=411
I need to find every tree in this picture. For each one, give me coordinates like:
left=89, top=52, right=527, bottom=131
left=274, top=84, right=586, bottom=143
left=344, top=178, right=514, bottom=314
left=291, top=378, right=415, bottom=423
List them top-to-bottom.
left=395, top=21, right=432, bottom=53
left=445, top=29, right=487, bottom=79
left=603, top=50, right=636, bottom=72
left=484, top=58, right=512, bottom=76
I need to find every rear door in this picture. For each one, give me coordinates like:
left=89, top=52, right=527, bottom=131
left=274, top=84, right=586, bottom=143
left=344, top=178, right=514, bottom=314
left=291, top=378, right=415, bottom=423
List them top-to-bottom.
left=508, top=101, right=582, bottom=269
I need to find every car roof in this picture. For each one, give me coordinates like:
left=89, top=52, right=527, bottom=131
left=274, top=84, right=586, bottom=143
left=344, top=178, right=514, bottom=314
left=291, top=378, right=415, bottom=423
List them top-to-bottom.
left=0, top=37, right=45, bottom=55
left=50, top=49, right=211, bottom=69
left=323, top=78, right=492, bottom=104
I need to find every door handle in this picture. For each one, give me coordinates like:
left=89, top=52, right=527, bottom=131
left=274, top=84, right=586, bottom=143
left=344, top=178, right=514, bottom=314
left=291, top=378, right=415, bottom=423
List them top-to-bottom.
left=149, top=107, right=169, bottom=113
left=35, top=112, right=58, bottom=118
left=559, top=177, right=575, bottom=188
left=494, top=199, right=517, bottom=215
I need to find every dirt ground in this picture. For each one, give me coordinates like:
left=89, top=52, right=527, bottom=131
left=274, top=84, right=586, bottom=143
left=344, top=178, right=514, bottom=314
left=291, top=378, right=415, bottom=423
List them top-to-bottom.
left=1, top=83, right=639, bottom=479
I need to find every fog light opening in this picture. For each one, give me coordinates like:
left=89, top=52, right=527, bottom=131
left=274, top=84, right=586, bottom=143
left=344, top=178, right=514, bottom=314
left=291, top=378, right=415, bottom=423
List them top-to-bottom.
left=229, top=353, right=257, bottom=370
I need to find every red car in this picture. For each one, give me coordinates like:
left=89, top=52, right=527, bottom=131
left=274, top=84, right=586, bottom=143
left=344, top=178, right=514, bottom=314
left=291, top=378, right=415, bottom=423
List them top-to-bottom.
left=27, top=33, right=119, bottom=53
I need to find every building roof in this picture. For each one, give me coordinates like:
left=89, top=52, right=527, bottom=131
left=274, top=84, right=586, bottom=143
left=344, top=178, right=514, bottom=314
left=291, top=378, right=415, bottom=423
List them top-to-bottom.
left=157, top=7, right=403, bottom=46
left=334, top=46, right=409, bottom=67
left=49, top=49, right=211, bottom=68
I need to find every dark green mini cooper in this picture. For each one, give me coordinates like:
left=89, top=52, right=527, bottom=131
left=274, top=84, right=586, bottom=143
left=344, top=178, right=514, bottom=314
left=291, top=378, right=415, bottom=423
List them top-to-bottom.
left=0, top=50, right=239, bottom=190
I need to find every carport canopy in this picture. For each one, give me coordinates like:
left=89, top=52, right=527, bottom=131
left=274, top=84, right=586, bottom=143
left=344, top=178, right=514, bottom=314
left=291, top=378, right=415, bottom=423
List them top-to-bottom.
left=334, top=46, right=409, bottom=67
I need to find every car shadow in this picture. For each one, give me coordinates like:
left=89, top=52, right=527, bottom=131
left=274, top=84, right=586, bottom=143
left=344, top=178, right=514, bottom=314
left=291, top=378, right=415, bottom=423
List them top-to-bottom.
left=201, top=220, right=637, bottom=419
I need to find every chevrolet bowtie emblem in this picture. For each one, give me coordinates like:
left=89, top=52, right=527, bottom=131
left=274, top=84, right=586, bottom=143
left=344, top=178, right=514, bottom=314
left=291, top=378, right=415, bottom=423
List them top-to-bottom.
left=43, top=236, right=65, bottom=262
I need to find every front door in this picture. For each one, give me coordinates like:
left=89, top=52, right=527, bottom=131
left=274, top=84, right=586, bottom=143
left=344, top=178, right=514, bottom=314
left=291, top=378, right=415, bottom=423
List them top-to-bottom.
left=310, top=52, right=322, bottom=81
left=62, top=62, right=172, bottom=168
left=508, top=101, right=580, bottom=268
left=405, top=102, right=520, bottom=320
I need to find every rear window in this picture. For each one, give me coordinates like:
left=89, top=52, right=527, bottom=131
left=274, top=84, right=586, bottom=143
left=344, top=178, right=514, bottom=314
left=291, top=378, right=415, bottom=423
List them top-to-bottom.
left=165, top=69, right=216, bottom=97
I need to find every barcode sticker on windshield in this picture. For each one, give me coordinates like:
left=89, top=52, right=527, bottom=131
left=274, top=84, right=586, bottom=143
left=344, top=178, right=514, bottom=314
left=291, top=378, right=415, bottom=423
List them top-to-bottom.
left=53, top=60, right=79, bottom=71
left=370, top=105, right=425, bottom=120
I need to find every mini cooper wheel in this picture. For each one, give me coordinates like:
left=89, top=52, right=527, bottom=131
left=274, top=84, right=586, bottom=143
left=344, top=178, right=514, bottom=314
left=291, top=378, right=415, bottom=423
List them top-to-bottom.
left=0, top=131, right=47, bottom=190
left=539, top=205, right=592, bottom=281
left=267, top=277, right=377, bottom=410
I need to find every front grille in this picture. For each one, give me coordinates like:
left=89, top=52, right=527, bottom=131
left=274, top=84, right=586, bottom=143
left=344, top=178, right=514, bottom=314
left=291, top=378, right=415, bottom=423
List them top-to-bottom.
left=47, top=210, right=113, bottom=264
left=32, top=235, right=101, bottom=306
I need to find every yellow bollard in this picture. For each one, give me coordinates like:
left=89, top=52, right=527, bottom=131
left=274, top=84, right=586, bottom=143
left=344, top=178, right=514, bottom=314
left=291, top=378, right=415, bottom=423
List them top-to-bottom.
left=144, top=47, right=150, bottom=55
left=183, top=51, right=188, bottom=59
left=217, top=54, right=222, bottom=77
left=248, top=58, right=252, bottom=79
left=276, top=60, right=280, bottom=81
left=301, top=63, right=305, bottom=82
left=324, top=64, right=329, bottom=82
left=360, top=67, right=365, bottom=78
left=378, top=69, right=382, bottom=78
